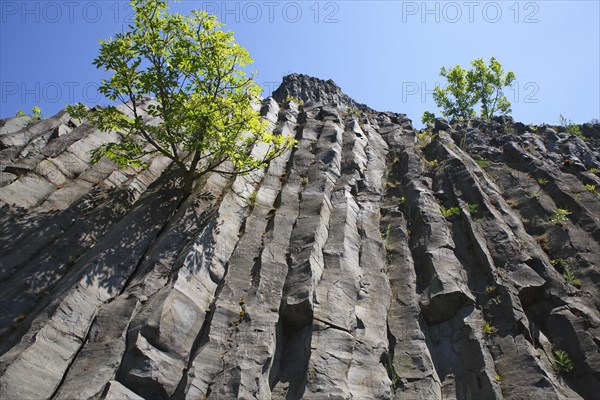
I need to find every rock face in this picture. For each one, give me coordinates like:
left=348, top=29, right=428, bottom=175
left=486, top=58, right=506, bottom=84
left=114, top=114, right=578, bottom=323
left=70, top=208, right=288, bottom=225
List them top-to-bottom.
left=1, top=74, right=599, bottom=399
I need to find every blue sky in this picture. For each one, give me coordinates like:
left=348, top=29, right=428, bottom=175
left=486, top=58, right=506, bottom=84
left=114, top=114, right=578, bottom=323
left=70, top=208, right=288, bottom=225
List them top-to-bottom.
left=1, top=1, right=599, bottom=127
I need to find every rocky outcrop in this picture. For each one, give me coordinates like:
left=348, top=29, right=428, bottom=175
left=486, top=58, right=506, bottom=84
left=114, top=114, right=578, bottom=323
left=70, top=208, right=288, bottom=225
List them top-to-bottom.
left=0, top=75, right=598, bottom=399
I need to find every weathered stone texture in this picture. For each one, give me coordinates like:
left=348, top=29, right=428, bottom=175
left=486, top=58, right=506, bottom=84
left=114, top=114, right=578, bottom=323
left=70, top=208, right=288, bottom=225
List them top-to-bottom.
left=1, top=74, right=598, bottom=399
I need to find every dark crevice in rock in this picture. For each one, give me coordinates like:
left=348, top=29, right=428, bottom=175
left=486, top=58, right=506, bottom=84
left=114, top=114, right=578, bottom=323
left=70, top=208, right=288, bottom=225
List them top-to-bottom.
left=173, top=294, right=215, bottom=399
left=53, top=297, right=140, bottom=399
left=49, top=310, right=102, bottom=399
left=49, top=312, right=99, bottom=400
left=312, top=316, right=352, bottom=335
left=269, top=322, right=312, bottom=400
left=383, top=324, right=399, bottom=392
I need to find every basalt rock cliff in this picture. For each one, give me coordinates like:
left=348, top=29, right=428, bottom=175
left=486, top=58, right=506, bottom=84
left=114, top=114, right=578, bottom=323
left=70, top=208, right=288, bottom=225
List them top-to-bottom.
left=1, top=74, right=599, bottom=399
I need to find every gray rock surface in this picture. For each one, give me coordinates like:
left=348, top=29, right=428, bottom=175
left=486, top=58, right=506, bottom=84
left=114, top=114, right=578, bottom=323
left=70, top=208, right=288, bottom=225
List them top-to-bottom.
left=0, top=75, right=598, bottom=399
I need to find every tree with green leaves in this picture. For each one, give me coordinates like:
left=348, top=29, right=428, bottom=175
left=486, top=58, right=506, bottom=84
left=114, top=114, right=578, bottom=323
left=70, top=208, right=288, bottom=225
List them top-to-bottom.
left=68, top=0, right=295, bottom=195
left=422, top=57, right=516, bottom=124
left=469, top=58, right=516, bottom=119
left=433, top=64, right=478, bottom=121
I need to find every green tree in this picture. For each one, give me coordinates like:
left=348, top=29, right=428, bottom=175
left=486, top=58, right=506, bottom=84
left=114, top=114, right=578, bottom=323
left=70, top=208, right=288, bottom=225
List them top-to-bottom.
left=68, top=0, right=295, bottom=195
left=424, top=57, right=516, bottom=122
left=468, top=57, right=515, bottom=119
left=433, top=64, right=478, bottom=121
left=421, top=111, right=436, bottom=125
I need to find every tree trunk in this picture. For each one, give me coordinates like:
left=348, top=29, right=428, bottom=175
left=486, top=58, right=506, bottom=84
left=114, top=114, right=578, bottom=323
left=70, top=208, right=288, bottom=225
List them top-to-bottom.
left=181, top=152, right=202, bottom=197
left=182, top=169, right=195, bottom=197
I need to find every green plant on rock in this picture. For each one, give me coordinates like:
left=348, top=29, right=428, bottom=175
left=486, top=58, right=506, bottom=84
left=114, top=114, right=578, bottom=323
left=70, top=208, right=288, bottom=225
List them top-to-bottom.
left=66, top=0, right=295, bottom=196
left=423, top=57, right=515, bottom=122
left=284, top=95, right=304, bottom=106
left=31, top=106, right=42, bottom=119
left=347, top=107, right=361, bottom=117
left=16, top=109, right=26, bottom=117
left=559, top=115, right=584, bottom=139
left=417, top=129, right=435, bottom=148
left=429, top=159, right=439, bottom=168
left=475, top=159, right=489, bottom=169
left=589, top=167, right=598, bottom=174
left=537, top=177, right=549, bottom=186
left=584, top=184, right=596, bottom=192
left=248, top=190, right=258, bottom=207
left=467, top=203, right=479, bottom=214
left=441, top=206, right=460, bottom=219
left=549, top=208, right=571, bottom=225
left=382, top=224, right=391, bottom=241
left=550, top=258, right=568, bottom=267
left=563, top=266, right=581, bottom=287
left=485, top=285, right=497, bottom=295
left=482, top=321, right=498, bottom=336
left=552, top=349, right=574, bottom=374
left=384, top=353, right=400, bottom=390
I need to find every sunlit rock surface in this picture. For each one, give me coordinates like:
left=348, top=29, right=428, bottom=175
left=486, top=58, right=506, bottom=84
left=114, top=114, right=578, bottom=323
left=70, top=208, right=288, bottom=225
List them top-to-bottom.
left=1, top=74, right=599, bottom=399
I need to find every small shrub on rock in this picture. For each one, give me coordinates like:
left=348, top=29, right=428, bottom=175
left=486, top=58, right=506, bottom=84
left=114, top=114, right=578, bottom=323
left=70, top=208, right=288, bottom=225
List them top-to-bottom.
left=552, top=350, right=574, bottom=374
